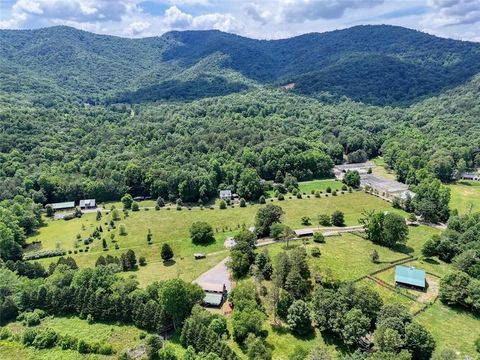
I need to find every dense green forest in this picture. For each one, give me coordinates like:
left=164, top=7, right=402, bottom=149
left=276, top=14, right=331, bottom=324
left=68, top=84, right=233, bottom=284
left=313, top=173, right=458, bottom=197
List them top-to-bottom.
left=1, top=25, right=479, bottom=206
left=1, top=25, right=480, bottom=105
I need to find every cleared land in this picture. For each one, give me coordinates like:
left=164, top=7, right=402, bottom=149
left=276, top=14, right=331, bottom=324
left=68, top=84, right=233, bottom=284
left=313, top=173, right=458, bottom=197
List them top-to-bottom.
left=448, top=180, right=480, bottom=214
left=29, top=190, right=402, bottom=286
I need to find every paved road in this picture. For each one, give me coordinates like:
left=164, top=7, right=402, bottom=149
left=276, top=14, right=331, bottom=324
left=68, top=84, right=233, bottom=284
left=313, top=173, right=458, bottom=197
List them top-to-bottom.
left=194, top=257, right=232, bottom=291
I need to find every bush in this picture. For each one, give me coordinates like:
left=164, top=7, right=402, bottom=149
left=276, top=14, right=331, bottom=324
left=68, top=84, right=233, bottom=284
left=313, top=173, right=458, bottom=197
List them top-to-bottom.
left=326, top=187, right=332, bottom=193
left=332, top=190, right=337, bottom=196
left=314, top=191, right=320, bottom=198
left=296, top=192, right=302, bottom=199
left=278, top=193, right=285, bottom=201
left=259, top=195, right=266, bottom=204
left=240, top=198, right=246, bottom=207
left=219, top=200, right=227, bottom=209
left=131, top=201, right=139, bottom=211
left=331, top=211, right=345, bottom=227
left=318, top=214, right=331, bottom=226
left=301, top=216, right=311, bottom=226
left=190, top=221, right=215, bottom=244
left=119, top=223, right=127, bottom=236
left=313, top=232, right=325, bottom=243
left=311, top=248, right=321, bottom=257
left=23, top=249, right=66, bottom=261
left=139, top=256, right=147, bottom=266
left=23, top=311, right=41, bottom=326
left=87, top=314, right=94, bottom=324
left=0, top=328, right=12, bottom=340
left=22, top=328, right=38, bottom=346
left=32, top=328, right=57, bottom=349
left=58, top=334, right=78, bottom=350
left=78, top=339, right=91, bottom=354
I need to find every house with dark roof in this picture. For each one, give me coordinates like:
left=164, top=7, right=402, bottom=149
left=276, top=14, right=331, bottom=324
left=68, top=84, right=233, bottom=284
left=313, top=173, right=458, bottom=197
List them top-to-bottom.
left=395, top=265, right=426, bottom=290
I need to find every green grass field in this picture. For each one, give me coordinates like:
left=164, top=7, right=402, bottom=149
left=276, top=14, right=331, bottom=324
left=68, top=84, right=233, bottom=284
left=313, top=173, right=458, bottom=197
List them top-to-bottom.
left=297, top=179, right=344, bottom=193
left=448, top=180, right=480, bottom=215
left=29, top=191, right=402, bottom=284
left=416, top=302, right=480, bottom=357
left=1, top=315, right=181, bottom=360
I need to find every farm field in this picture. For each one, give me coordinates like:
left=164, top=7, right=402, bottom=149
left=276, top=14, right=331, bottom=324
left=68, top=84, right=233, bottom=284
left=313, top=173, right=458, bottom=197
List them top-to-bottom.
left=448, top=180, right=480, bottom=215
left=28, top=191, right=403, bottom=274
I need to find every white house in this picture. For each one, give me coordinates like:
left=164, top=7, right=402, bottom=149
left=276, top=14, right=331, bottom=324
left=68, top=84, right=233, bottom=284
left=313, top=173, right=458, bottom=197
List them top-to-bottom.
left=219, top=190, right=232, bottom=200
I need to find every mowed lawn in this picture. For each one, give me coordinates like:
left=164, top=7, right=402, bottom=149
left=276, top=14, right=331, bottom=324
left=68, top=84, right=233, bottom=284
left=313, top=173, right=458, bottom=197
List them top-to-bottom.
left=297, top=179, right=344, bottom=193
left=448, top=180, right=480, bottom=214
left=29, top=192, right=400, bottom=276
left=263, top=225, right=433, bottom=282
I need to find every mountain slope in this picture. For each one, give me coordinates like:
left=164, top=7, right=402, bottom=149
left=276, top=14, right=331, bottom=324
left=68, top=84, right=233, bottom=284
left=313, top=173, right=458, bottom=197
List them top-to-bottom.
left=1, top=25, right=479, bottom=105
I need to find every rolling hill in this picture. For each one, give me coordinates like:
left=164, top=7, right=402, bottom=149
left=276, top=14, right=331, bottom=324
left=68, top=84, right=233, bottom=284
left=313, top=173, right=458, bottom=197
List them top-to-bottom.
left=1, top=25, right=480, bottom=105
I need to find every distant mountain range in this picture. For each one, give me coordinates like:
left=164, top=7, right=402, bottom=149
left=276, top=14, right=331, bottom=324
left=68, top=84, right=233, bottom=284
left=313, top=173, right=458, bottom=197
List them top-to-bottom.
left=1, top=25, right=480, bottom=105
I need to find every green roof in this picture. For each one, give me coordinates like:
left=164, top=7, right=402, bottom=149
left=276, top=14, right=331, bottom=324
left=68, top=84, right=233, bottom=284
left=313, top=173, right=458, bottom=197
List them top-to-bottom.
left=395, top=265, right=425, bottom=288
left=204, top=292, right=223, bottom=306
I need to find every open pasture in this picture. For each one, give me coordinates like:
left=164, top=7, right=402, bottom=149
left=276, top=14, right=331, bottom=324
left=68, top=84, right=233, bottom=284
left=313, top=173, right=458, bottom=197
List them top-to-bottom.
left=448, top=180, right=480, bottom=215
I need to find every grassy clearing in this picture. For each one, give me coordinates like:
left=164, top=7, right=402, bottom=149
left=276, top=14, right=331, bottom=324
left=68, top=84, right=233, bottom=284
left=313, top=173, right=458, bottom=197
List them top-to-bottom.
left=372, top=157, right=396, bottom=180
left=297, top=179, right=344, bottom=193
left=448, top=180, right=480, bottom=215
left=29, top=192, right=401, bottom=274
left=263, top=227, right=432, bottom=281
left=416, top=302, right=480, bottom=357
left=3, top=316, right=144, bottom=359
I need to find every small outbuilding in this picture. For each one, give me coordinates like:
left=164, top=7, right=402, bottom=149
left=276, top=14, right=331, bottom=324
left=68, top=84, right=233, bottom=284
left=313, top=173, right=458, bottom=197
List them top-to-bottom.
left=219, top=190, right=232, bottom=200
left=79, top=199, right=96, bottom=209
left=51, top=201, right=75, bottom=211
left=294, top=228, right=314, bottom=237
left=395, top=265, right=426, bottom=289
left=196, top=282, right=227, bottom=307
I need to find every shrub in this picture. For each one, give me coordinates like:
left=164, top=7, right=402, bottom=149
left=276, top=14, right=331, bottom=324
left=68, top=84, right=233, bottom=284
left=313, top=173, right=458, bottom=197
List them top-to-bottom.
left=342, top=184, right=348, bottom=191
left=326, top=187, right=332, bottom=193
left=332, top=190, right=337, bottom=196
left=314, top=191, right=320, bottom=198
left=296, top=192, right=302, bottom=199
left=278, top=193, right=285, bottom=201
left=259, top=195, right=266, bottom=204
left=240, top=198, right=246, bottom=207
left=219, top=200, right=227, bottom=209
left=131, top=201, right=139, bottom=211
left=331, top=211, right=345, bottom=227
left=318, top=214, right=331, bottom=226
left=301, top=216, right=311, bottom=226
left=190, top=221, right=215, bottom=244
left=119, top=224, right=127, bottom=236
left=313, top=232, right=325, bottom=243
left=161, top=243, right=174, bottom=262
left=311, top=248, right=321, bottom=257
left=23, top=249, right=66, bottom=261
left=139, top=256, right=147, bottom=266
left=24, top=311, right=41, bottom=326
left=87, top=314, right=94, bottom=324
left=0, top=328, right=12, bottom=340
left=22, top=328, right=38, bottom=346
left=32, top=328, right=57, bottom=349
left=58, top=334, right=78, bottom=350
left=78, top=339, right=91, bottom=354
left=98, top=343, right=113, bottom=355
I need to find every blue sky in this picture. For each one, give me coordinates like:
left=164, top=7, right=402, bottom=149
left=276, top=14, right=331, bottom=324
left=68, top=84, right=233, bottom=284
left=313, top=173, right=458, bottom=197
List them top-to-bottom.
left=1, top=0, right=479, bottom=41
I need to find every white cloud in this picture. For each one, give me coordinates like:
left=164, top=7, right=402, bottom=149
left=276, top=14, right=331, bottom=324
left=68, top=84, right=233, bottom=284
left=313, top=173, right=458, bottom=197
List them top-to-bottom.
left=0, top=0, right=479, bottom=42
left=280, top=0, right=384, bottom=22
left=425, top=0, right=480, bottom=26
left=163, top=5, right=241, bottom=32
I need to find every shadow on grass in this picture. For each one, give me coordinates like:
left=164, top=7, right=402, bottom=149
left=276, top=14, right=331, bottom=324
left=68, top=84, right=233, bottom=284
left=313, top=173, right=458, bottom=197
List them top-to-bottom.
left=393, top=243, right=415, bottom=255
left=423, top=258, right=440, bottom=265
left=163, top=259, right=176, bottom=267
left=270, top=323, right=315, bottom=341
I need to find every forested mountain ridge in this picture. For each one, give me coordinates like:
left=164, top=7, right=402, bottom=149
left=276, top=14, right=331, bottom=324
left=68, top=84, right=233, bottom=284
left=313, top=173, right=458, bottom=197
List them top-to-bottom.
left=1, top=25, right=480, bottom=105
